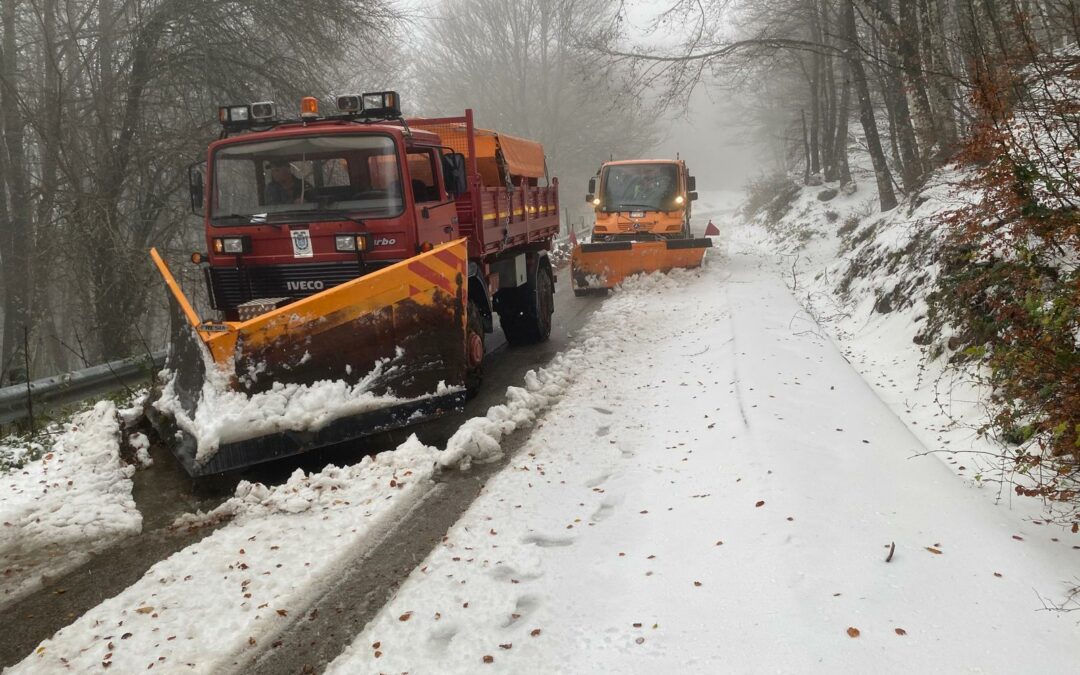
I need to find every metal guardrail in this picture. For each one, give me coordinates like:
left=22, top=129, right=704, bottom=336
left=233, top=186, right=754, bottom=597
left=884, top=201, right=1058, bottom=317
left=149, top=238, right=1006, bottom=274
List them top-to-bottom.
left=0, top=351, right=166, bottom=425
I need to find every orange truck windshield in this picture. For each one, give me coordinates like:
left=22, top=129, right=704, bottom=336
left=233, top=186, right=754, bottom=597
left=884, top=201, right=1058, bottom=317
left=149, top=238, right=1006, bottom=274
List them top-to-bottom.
left=212, top=134, right=403, bottom=224
left=599, top=164, right=680, bottom=213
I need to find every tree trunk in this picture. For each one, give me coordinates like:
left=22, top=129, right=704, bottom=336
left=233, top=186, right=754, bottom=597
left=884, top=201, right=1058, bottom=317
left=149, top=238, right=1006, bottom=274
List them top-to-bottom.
left=0, top=0, right=35, bottom=380
left=845, top=0, right=898, bottom=210
left=898, top=0, right=941, bottom=160
left=834, top=52, right=853, bottom=185
left=801, top=108, right=811, bottom=183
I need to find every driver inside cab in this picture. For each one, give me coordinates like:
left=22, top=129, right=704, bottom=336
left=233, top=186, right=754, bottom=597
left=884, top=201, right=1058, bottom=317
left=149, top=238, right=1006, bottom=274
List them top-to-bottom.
left=265, top=159, right=312, bottom=205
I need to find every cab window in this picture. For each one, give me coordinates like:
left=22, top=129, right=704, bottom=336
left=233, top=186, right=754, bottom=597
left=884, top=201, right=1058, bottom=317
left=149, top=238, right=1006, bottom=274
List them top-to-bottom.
left=407, top=149, right=440, bottom=203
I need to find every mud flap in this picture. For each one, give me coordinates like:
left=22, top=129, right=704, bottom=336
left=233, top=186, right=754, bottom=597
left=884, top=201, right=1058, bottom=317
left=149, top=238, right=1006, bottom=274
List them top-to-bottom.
left=570, top=238, right=712, bottom=291
left=147, top=240, right=470, bottom=475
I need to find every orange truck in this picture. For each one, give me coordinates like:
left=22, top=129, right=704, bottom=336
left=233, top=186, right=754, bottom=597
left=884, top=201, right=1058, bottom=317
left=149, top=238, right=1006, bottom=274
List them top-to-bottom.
left=570, top=159, right=711, bottom=293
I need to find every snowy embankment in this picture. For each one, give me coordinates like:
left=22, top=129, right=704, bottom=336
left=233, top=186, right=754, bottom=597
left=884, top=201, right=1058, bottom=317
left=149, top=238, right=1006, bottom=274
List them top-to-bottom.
left=750, top=172, right=1048, bottom=509
left=325, top=209, right=1078, bottom=672
left=8, top=265, right=670, bottom=672
left=0, top=401, right=142, bottom=610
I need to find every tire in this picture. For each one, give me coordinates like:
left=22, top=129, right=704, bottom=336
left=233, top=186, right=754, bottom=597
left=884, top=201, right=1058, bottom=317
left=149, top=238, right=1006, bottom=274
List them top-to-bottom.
left=498, top=261, right=554, bottom=345
left=573, top=288, right=588, bottom=297
left=465, top=300, right=484, bottom=398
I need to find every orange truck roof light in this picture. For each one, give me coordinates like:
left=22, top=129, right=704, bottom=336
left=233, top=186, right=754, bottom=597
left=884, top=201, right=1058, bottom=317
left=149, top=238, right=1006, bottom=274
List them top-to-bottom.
left=300, top=96, right=318, bottom=118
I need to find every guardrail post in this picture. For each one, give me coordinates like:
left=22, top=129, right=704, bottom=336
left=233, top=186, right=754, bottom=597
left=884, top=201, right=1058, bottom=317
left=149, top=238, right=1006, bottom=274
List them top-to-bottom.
left=23, top=326, right=34, bottom=435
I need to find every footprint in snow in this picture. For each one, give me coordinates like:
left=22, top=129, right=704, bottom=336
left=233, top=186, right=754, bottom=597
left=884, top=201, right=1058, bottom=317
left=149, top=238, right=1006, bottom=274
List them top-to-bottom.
left=585, top=470, right=613, bottom=488
left=522, top=533, right=575, bottom=548
left=490, top=563, right=542, bottom=582
left=500, top=594, right=541, bottom=628
left=428, top=623, right=459, bottom=652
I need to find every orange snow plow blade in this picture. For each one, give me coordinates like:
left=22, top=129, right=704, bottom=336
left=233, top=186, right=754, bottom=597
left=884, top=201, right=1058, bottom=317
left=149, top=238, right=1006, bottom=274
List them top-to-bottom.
left=570, top=238, right=712, bottom=292
left=147, top=240, right=469, bottom=475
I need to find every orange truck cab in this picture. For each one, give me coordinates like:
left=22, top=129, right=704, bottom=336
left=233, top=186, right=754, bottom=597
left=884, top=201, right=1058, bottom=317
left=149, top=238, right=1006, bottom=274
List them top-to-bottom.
left=571, top=158, right=711, bottom=294
left=587, top=159, right=697, bottom=240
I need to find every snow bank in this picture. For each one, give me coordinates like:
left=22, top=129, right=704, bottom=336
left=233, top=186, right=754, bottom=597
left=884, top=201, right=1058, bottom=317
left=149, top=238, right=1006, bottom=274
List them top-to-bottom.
left=742, top=166, right=1064, bottom=514
left=153, top=346, right=456, bottom=465
left=0, top=401, right=141, bottom=610
left=9, top=435, right=440, bottom=674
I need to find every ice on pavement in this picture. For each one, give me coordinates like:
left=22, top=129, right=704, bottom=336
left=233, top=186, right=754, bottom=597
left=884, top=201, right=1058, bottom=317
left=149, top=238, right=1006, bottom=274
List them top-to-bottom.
left=327, top=216, right=1079, bottom=673
left=0, top=401, right=141, bottom=610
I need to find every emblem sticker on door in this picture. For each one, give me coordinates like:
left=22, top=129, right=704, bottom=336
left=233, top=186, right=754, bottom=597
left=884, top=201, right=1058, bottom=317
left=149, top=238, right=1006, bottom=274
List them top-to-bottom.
left=291, top=229, right=313, bottom=258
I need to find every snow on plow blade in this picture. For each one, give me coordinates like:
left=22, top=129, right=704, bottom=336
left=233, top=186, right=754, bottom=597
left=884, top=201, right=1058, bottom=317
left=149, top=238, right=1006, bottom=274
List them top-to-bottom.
left=570, top=238, right=713, bottom=291
left=146, top=241, right=469, bottom=476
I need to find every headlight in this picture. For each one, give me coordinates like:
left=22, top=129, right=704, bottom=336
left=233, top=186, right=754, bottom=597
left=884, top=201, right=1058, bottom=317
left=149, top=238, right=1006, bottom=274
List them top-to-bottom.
left=675, top=195, right=685, bottom=205
left=335, top=234, right=357, bottom=252
left=336, top=234, right=373, bottom=252
left=213, top=236, right=249, bottom=254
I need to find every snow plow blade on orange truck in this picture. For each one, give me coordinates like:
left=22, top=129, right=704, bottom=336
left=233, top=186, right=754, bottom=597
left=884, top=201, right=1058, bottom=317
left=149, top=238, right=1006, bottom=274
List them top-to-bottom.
left=147, top=93, right=559, bottom=475
left=571, top=159, right=711, bottom=293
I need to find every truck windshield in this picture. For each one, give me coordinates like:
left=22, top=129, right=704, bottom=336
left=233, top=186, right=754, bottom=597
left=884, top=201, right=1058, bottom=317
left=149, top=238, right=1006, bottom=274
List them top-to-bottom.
left=212, top=134, right=403, bottom=224
left=599, top=164, right=680, bottom=213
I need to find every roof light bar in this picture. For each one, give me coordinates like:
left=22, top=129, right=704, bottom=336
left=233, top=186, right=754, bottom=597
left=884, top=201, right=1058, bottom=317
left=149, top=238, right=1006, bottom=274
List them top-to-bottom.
left=361, top=91, right=400, bottom=119
left=336, top=94, right=362, bottom=113
left=250, top=101, right=276, bottom=122
left=218, top=104, right=251, bottom=128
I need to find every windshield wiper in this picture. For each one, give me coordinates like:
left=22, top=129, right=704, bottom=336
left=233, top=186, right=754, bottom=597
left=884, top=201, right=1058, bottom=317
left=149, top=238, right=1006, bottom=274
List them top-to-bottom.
left=267, top=208, right=369, bottom=227
left=211, top=213, right=284, bottom=229
left=213, top=213, right=256, bottom=223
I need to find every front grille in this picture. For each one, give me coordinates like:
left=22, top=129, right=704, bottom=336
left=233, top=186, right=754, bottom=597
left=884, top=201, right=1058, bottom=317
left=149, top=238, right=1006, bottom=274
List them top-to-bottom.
left=206, top=261, right=392, bottom=310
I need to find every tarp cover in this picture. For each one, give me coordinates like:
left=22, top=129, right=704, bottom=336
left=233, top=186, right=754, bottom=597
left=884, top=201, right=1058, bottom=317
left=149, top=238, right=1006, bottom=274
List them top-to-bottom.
left=412, top=123, right=546, bottom=178
left=493, top=132, right=546, bottom=178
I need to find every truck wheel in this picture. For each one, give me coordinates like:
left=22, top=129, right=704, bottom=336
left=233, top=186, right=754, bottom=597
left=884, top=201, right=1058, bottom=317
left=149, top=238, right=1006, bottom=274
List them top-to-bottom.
left=499, top=262, right=554, bottom=345
left=465, top=300, right=484, bottom=397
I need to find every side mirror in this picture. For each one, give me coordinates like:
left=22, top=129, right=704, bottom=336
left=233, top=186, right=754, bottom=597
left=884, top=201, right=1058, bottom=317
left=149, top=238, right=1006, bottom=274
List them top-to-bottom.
left=442, top=152, right=468, bottom=196
left=188, top=162, right=205, bottom=214
left=687, top=176, right=697, bottom=191
left=588, top=177, right=596, bottom=194
left=689, top=191, right=699, bottom=201
left=585, top=193, right=594, bottom=204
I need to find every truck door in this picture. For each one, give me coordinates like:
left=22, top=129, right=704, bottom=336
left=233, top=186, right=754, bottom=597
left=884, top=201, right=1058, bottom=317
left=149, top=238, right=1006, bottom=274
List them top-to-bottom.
left=407, top=147, right=457, bottom=249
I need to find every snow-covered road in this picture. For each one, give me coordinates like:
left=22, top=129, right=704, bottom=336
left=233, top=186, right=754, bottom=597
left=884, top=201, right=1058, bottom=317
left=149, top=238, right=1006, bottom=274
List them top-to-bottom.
left=8, top=201, right=1079, bottom=674
left=326, top=221, right=1080, bottom=673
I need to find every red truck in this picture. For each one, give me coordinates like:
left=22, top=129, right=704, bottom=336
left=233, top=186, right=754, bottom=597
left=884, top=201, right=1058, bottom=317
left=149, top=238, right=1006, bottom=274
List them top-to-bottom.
left=149, top=92, right=560, bottom=475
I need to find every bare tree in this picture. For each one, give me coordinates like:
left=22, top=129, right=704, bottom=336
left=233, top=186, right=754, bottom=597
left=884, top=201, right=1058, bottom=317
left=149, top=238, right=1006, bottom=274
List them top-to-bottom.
left=0, top=0, right=404, bottom=377
left=414, top=0, right=660, bottom=222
